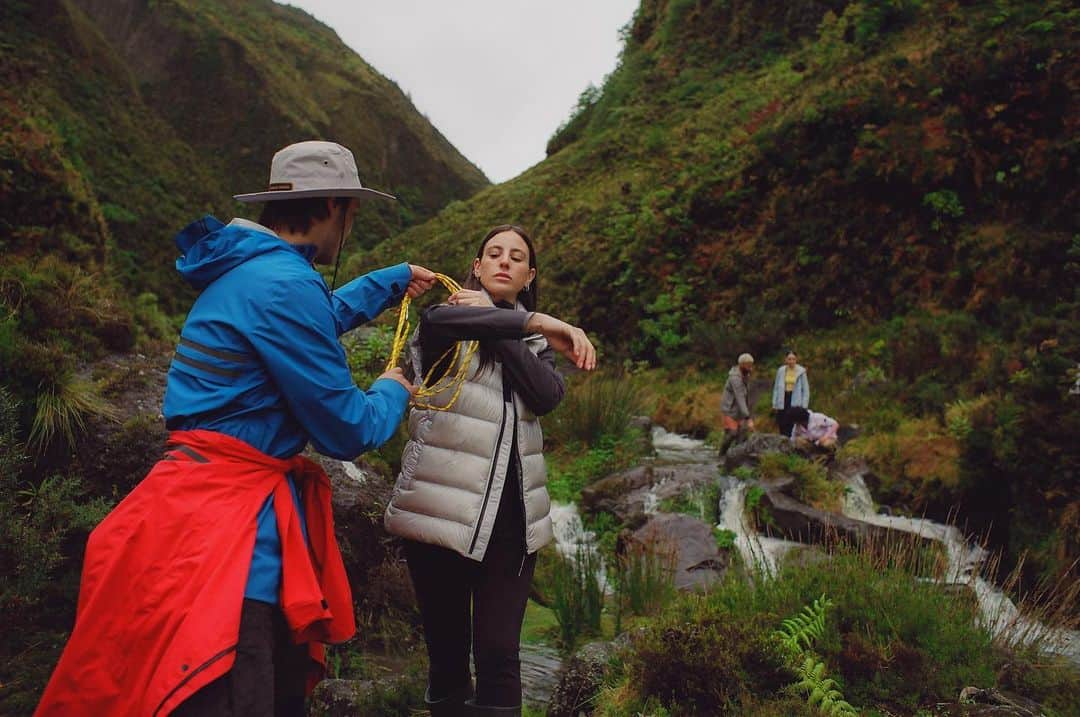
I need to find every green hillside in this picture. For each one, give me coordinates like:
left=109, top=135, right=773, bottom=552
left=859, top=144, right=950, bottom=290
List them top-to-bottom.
left=0, top=0, right=486, bottom=431
left=352, top=0, right=1078, bottom=582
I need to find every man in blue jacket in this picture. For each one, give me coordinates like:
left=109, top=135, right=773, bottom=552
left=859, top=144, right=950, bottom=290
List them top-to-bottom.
left=165, top=140, right=435, bottom=715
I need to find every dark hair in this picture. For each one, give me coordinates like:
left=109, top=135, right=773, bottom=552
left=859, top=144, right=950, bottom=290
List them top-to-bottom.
left=257, top=197, right=350, bottom=235
left=457, top=224, right=539, bottom=377
left=462, top=224, right=538, bottom=311
left=785, top=349, right=799, bottom=359
left=786, top=407, right=810, bottom=426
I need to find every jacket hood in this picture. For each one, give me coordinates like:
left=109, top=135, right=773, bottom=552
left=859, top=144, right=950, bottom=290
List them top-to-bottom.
left=174, top=216, right=316, bottom=290
left=781, top=364, right=807, bottom=378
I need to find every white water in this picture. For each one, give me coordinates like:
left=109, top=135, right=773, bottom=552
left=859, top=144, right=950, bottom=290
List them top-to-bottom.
left=651, top=426, right=719, bottom=463
left=648, top=428, right=803, bottom=577
left=340, top=460, right=368, bottom=485
left=842, top=473, right=1079, bottom=663
left=716, top=482, right=803, bottom=578
left=548, top=501, right=609, bottom=589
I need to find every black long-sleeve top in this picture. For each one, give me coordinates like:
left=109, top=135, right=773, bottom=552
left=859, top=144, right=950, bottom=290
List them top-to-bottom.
left=417, top=304, right=565, bottom=416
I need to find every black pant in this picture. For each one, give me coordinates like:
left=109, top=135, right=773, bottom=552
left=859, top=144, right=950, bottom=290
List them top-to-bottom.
left=777, top=391, right=794, bottom=437
left=404, top=533, right=536, bottom=708
left=174, top=599, right=308, bottom=717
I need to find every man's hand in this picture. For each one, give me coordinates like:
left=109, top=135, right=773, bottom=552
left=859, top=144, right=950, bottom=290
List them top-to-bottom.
left=407, top=265, right=437, bottom=299
left=447, top=289, right=494, bottom=307
left=378, top=367, right=417, bottom=396
left=747, top=418, right=755, bottom=431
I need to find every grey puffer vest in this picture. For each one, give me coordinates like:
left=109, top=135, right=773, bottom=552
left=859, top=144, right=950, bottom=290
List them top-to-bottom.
left=383, top=332, right=554, bottom=561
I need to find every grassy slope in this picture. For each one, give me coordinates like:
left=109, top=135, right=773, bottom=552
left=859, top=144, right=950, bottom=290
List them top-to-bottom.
left=0, top=0, right=490, bottom=408
left=352, top=0, right=1078, bottom=579
left=352, top=0, right=1076, bottom=347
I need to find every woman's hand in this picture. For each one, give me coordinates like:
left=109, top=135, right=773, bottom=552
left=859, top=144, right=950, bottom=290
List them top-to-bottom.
left=407, top=265, right=437, bottom=298
left=447, top=290, right=494, bottom=307
left=526, top=313, right=597, bottom=371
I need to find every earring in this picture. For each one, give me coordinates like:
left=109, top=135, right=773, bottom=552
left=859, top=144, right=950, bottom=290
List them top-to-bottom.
left=524, top=282, right=532, bottom=291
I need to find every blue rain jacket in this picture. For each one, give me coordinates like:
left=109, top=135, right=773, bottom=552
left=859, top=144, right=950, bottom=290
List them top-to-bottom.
left=163, top=216, right=412, bottom=602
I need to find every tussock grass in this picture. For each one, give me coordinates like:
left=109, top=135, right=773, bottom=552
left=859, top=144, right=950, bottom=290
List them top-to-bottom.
left=29, top=373, right=119, bottom=452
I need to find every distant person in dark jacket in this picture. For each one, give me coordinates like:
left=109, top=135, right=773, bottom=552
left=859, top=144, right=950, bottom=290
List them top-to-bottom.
left=772, top=350, right=810, bottom=437
left=720, top=353, right=755, bottom=451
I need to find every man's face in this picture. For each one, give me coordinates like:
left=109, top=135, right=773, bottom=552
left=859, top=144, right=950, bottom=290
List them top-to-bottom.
left=315, top=198, right=359, bottom=265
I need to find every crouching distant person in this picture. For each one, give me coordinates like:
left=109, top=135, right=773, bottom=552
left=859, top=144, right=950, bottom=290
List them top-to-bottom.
left=786, top=407, right=839, bottom=450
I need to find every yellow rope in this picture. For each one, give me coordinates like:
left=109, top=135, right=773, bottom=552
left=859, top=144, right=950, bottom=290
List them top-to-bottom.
left=384, top=273, right=479, bottom=411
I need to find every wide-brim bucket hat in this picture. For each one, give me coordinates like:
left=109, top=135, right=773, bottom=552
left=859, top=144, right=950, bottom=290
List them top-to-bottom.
left=234, top=140, right=395, bottom=203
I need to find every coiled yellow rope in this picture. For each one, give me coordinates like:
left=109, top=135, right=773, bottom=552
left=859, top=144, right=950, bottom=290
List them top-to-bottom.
left=384, top=273, right=479, bottom=411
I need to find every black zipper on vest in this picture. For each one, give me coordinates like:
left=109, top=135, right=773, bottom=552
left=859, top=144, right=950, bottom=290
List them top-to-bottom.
left=512, top=399, right=530, bottom=576
left=469, top=400, right=508, bottom=555
left=153, top=644, right=237, bottom=715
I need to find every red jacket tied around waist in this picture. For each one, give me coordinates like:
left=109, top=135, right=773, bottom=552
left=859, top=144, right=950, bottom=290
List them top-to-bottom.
left=35, top=429, right=355, bottom=716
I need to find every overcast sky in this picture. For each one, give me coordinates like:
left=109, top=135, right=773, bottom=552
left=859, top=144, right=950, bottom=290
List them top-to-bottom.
left=284, top=1, right=639, bottom=184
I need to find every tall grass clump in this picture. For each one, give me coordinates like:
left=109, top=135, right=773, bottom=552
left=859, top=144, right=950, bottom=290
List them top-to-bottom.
left=29, top=372, right=119, bottom=452
left=545, top=373, right=645, bottom=448
left=612, top=536, right=678, bottom=632
left=550, top=546, right=605, bottom=649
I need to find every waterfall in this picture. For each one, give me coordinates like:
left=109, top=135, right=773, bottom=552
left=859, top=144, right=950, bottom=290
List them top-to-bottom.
left=650, top=426, right=718, bottom=463
left=841, top=472, right=1079, bottom=663
left=716, top=482, right=801, bottom=578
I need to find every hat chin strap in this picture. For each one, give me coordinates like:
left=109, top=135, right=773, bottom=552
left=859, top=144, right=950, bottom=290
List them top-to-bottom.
left=329, top=207, right=349, bottom=294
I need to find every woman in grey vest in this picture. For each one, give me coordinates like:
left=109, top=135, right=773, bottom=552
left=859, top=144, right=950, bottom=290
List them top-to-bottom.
left=385, top=225, right=596, bottom=716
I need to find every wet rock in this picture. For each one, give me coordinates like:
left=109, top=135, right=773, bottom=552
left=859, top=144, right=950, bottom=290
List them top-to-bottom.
left=629, top=415, right=653, bottom=432
left=723, top=433, right=795, bottom=471
left=316, top=456, right=421, bottom=643
left=581, top=463, right=722, bottom=525
left=580, top=465, right=655, bottom=520
left=760, top=479, right=932, bottom=549
left=630, top=513, right=730, bottom=590
left=548, top=641, right=617, bottom=717
left=521, top=643, right=563, bottom=709
left=309, top=675, right=422, bottom=717
left=952, top=687, right=1047, bottom=716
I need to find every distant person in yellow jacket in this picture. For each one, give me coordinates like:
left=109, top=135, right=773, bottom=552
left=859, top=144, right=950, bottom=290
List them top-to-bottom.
left=772, top=350, right=809, bottom=437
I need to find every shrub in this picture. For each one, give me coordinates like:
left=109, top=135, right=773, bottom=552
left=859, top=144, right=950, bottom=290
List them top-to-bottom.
left=757, top=453, right=842, bottom=511
left=619, top=595, right=790, bottom=714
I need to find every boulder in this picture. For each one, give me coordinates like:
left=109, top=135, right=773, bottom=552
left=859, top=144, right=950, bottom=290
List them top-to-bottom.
left=316, top=456, right=421, bottom=646
left=581, top=463, right=722, bottom=525
left=580, top=465, right=655, bottom=520
left=759, top=478, right=933, bottom=550
left=630, top=513, right=730, bottom=590
left=547, top=641, right=615, bottom=717
left=308, top=675, right=423, bottom=717
left=940, top=686, right=1049, bottom=716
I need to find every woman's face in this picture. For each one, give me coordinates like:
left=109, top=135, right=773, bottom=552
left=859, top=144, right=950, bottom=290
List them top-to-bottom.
left=472, top=230, right=536, bottom=304
left=785, top=353, right=798, bottom=368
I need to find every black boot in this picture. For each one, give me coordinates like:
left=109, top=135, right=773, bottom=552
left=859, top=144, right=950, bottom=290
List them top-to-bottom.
left=425, top=683, right=474, bottom=717
left=464, top=699, right=521, bottom=716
